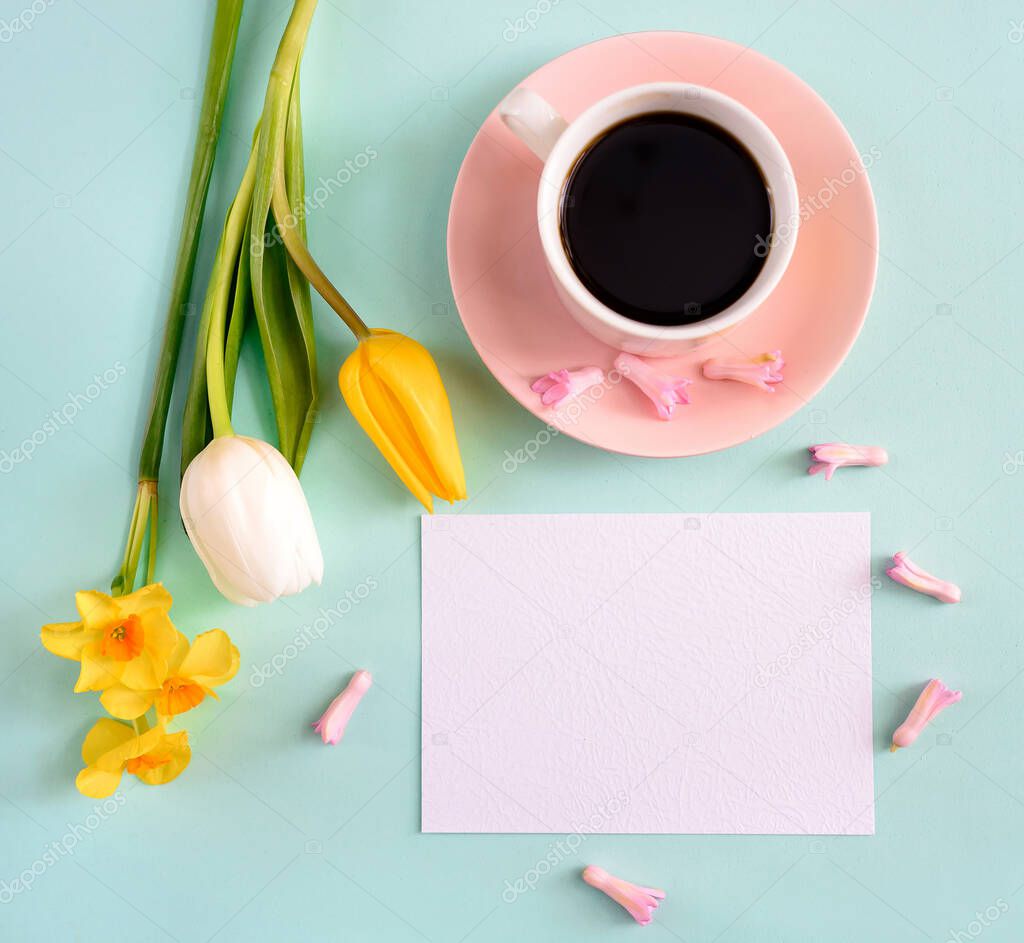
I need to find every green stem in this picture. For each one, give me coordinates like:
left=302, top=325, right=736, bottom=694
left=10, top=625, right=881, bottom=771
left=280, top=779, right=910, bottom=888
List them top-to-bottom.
left=113, top=0, right=243, bottom=595
left=136, top=0, right=244, bottom=479
left=255, top=0, right=317, bottom=176
left=261, top=0, right=371, bottom=338
left=262, top=0, right=369, bottom=341
left=271, top=0, right=319, bottom=99
left=205, top=147, right=259, bottom=439
left=271, top=148, right=370, bottom=341
left=111, top=480, right=156, bottom=596
left=125, top=483, right=153, bottom=588
left=112, top=486, right=142, bottom=596
left=146, top=495, right=158, bottom=586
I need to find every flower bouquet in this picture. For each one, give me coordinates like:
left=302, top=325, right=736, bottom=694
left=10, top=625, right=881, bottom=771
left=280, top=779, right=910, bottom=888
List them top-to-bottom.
left=42, top=0, right=467, bottom=796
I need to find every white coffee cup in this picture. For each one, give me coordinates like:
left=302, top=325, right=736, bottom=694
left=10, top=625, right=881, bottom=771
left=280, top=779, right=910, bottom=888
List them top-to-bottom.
left=499, top=82, right=799, bottom=356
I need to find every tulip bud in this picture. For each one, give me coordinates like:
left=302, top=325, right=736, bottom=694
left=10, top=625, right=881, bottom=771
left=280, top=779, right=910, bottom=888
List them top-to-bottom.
left=339, top=330, right=466, bottom=512
left=180, top=435, right=323, bottom=606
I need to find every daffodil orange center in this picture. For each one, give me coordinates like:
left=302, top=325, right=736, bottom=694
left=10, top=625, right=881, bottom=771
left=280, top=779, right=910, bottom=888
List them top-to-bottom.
left=99, top=615, right=144, bottom=661
left=157, top=678, right=204, bottom=716
left=126, top=752, right=171, bottom=774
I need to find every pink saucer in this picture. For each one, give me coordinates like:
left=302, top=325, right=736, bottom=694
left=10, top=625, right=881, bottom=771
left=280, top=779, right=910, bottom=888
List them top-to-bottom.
left=447, top=32, right=878, bottom=458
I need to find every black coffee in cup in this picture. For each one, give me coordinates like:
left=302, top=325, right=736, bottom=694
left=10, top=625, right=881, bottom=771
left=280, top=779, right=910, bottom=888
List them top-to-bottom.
left=559, top=112, right=772, bottom=327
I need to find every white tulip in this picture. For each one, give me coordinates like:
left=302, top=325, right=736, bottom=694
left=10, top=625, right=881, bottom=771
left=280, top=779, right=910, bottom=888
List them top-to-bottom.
left=180, top=435, right=324, bottom=606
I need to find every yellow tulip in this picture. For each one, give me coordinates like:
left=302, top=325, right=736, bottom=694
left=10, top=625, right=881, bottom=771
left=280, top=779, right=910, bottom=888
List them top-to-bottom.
left=270, top=163, right=467, bottom=513
left=338, top=330, right=467, bottom=512
left=40, top=585, right=177, bottom=698
left=100, top=629, right=240, bottom=721
left=76, top=718, right=190, bottom=799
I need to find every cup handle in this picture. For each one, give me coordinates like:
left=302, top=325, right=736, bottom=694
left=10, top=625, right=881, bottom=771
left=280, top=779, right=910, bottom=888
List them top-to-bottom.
left=498, top=87, right=568, bottom=162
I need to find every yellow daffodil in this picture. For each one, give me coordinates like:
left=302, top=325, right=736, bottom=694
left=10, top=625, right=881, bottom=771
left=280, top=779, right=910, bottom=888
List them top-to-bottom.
left=40, top=0, right=249, bottom=798
left=338, top=330, right=467, bottom=512
left=40, top=585, right=178, bottom=697
left=156, top=628, right=240, bottom=717
left=99, top=629, right=240, bottom=721
left=76, top=718, right=190, bottom=799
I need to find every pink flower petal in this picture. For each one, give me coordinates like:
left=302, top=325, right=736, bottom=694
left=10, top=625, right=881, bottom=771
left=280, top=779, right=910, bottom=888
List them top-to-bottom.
left=702, top=350, right=784, bottom=392
left=614, top=353, right=691, bottom=421
left=531, top=366, right=604, bottom=409
left=807, top=443, right=888, bottom=480
left=886, top=552, right=961, bottom=604
left=312, top=670, right=372, bottom=745
left=891, top=679, right=961, bottom=750
left=583, top=865, right=665, bottom=926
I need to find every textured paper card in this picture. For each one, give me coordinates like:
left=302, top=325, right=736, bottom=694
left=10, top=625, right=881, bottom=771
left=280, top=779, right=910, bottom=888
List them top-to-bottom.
left=421, top=513, right=873, bottom=834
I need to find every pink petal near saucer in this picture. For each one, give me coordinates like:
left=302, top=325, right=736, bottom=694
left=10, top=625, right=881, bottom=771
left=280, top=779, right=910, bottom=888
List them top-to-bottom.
left=447, top=32, right=877, bottom=458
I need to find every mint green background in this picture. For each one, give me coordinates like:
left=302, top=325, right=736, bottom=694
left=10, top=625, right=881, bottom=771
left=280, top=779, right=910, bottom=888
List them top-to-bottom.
left=2, top=2, right=1023, bottom=941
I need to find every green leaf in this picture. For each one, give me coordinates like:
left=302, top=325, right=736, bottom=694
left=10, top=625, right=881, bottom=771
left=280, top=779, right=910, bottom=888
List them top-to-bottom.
left=249, top=63, right=317, bottom=474
left=282, top=70, right=317, bottom=474
left=181, top=142, right=258, bottom=476
left=224, top=212, right=253, bottom=406
left=249, top=219, right=314, bottom=471
left=180, top=273, right=214, bottom=477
